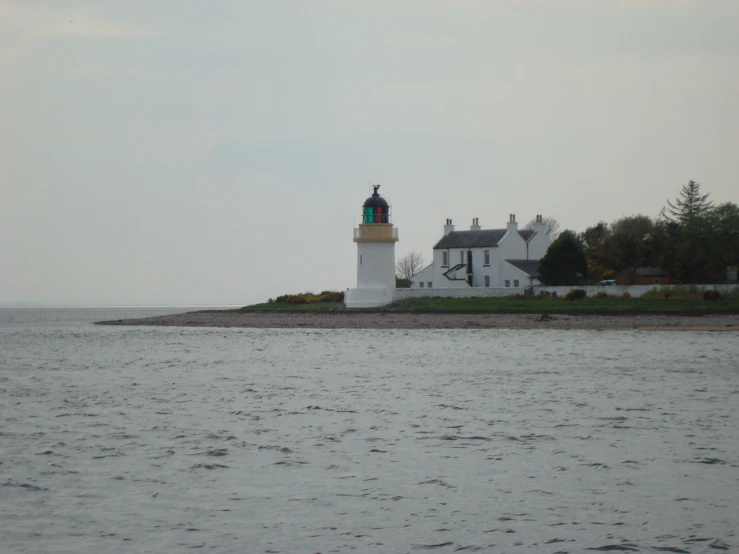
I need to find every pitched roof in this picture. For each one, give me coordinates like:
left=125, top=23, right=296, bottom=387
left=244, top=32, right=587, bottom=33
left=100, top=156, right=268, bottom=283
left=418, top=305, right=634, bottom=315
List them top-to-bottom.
left=433, top=229, right=536, bottom=250
left=518, top=229, right=536, bottom=242
left=504, top=259, right=541, bottom=278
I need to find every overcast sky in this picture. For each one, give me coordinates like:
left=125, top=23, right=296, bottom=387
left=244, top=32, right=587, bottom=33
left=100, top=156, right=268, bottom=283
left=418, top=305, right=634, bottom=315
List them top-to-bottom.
left=2, top=1, right=738, bottom=305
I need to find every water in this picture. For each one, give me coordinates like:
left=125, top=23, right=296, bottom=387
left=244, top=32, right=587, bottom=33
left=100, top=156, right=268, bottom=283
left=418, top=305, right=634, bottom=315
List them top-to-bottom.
left=1, top=308, right=738, bottom=553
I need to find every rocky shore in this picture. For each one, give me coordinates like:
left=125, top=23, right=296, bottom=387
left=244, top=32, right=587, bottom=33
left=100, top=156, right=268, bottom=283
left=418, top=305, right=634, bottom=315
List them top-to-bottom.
left=96, top=310, right=739, bottom=331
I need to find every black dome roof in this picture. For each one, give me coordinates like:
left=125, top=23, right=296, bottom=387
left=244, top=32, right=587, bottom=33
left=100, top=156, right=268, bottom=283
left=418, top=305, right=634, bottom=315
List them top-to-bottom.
left=362, top=185, right=389, bottom=209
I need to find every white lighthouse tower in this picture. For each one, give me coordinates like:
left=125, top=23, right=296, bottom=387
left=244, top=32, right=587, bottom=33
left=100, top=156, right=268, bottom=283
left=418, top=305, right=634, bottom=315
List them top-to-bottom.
left=344, top=185, right=399, bottom=308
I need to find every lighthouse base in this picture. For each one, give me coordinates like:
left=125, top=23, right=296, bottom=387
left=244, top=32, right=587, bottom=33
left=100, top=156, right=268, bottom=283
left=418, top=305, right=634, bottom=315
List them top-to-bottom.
left=344, top=287, right=395, bottom=309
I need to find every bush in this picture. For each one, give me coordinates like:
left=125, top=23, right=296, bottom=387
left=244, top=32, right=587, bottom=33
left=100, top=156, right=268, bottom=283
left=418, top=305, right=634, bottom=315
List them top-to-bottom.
left=564, top=289, right=587, bottom=301
left=703, top=289, right=722, bottom=301
left=318, top=290, right=345, bottom=303
left=272, top=291, right=345, bottom=304
left=594, top=291, right=609, bottom=299
left=621, top=291, right=631, bottom=299
left=508, top=293, right=525, bottom=300
left=284, top=294, right=309, bottom=304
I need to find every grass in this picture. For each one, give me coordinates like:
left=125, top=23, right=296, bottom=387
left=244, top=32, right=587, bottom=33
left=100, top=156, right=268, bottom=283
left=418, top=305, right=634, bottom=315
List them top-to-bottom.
left=238, top=291, right=739, bottom=314
left=379, top=295, right=739, bottom=313
left=238, top=302, right=345, bottom=312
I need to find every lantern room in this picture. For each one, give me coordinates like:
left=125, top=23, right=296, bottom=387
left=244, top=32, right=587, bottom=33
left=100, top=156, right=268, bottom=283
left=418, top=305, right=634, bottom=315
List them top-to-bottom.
left=354, top=185, right=398, bottom=243
left=362, top=185, right=392, bottom=224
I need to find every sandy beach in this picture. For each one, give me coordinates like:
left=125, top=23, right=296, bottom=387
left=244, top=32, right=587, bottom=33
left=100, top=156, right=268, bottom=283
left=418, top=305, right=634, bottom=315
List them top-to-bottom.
left=96, top=309, right=739, bottom=331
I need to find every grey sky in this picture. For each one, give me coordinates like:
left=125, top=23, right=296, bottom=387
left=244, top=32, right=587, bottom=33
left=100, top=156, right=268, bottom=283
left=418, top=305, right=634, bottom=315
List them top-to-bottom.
left=2, top=1, right=738, bottom=305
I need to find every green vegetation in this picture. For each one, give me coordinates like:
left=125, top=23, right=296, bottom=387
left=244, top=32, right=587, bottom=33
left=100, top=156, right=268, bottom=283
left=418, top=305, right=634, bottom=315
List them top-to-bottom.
left=578, top=181, right=739, bottom=285
left=539, top=231, right=588, bottom=286
left=240, top=287, right=739, bottom=313
left=239, top=290, right=345, bottom=311
left=382, top=290, right=739, bottom=313
left=239, top=301, right=345, bottom=312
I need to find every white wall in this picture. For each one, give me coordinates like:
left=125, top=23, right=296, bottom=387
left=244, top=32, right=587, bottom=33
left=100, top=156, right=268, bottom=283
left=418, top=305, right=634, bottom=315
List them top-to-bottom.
left=497, top=226, right=528, bottom=260
left=527, top=230, right=551, bottom=260
left=357, top=242, right=396, bottom=288
left=432, top=249, right=470, bottom=289
left=499, top=262, right=534, bottom=288
left=410, top=263, right=434, bottom=288
left=394, top=283, right=737, bottom=302
left=535, top=284, right=738, bottom=298
left=345, top=287, right=396, bottom=308
left=395, top=287, right=524, bottom=300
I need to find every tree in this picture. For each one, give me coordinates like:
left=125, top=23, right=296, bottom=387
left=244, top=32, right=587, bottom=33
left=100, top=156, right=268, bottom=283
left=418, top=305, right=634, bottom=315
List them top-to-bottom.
left=663, top=180, right=714, bottom=224
left=676, top=202, right=739, bottom=283
left=711, top=203, right=739, bottom=271
left=524, top=215, right=561, bottom=239
left=601, top=215, right=657, bottom=282
left=579, top=222, right=611, bottom=281
left=538, top=230, right=587, bottom=286
left=395, top=251, right=426, bottom=286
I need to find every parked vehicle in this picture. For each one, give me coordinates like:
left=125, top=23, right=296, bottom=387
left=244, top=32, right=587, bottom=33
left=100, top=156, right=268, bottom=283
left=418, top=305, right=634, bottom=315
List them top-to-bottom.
left=597, top=279, right=616, bottom=286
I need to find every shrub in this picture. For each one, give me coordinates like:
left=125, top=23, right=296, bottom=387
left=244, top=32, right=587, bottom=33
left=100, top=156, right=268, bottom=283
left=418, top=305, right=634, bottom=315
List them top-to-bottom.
left=564, top=289, right=587, bottom=301
left=703, top=289, right=722, bottom=301
left=317, top=290, right=345, bottom=303
left=537, top=290, right=553, bottom=298
left=272, top=291, right=344, bottom=304
left=594, top=291, right=609, bottom=299
left=621, top=291, right=631, bottom=299
left=508, top=293, right=524, bottom=300
left=284, top=294, right=309, bottom=304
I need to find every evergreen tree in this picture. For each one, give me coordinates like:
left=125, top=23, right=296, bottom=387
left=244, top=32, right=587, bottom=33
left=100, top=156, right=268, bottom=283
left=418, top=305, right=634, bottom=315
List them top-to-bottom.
left=663, top=180, right=714, bottom=224
left=538, top=230, right=587, bottom=286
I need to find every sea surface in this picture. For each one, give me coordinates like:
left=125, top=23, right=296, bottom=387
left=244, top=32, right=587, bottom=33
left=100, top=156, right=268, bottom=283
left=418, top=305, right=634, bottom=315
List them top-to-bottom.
left=1, top=308, right=738, bottom=553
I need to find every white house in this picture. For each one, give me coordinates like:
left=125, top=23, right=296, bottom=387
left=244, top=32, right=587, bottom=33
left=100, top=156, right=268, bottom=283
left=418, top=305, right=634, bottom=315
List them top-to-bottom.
left=411, top=214, right=552, bottom=290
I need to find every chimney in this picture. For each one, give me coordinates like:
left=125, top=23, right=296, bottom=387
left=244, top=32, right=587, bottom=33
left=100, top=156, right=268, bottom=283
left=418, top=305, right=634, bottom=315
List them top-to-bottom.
left=506, top=213, right=518, bottom=233
left=532, top=214, right=547, bottom=235
left=470, top=217, right=481, bottom=231
left=444, top=218, right=455, bottom=236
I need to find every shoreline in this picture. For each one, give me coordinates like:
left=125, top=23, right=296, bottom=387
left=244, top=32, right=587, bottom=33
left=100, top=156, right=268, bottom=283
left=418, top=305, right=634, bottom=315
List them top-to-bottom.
left=96, top=310, right=739, bottom=331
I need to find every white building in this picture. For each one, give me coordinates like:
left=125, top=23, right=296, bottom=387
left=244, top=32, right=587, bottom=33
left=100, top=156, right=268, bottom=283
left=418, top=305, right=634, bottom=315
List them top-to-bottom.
left=344, top=185, right=399, bottom=308
left=411, top=214, right=552, bottom=291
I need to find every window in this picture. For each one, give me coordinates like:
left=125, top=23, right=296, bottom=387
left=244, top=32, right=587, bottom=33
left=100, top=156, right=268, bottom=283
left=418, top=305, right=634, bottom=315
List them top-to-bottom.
left=484, top=250, right=490, bottom=266
left=442, top=251, right=449, bottom=267
left=460, top=251, right=465, bottom=264
left=360, top=254, right=362, bottom=265
left=484, top=276, right=490, bottom=287
left=654, top=278, right=660, bottom=285
left=505, top=280, right=511, bottom=287
left=513, top=280, right=519, bottom=287
left=420, top=282, right=424, bottom=288
left=427, top=282, right=432, bottom=288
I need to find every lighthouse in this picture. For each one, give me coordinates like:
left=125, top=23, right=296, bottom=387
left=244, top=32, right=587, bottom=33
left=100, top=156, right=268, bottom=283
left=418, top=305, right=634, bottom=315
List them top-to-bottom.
left=344, top=185, right=399, bottom=308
